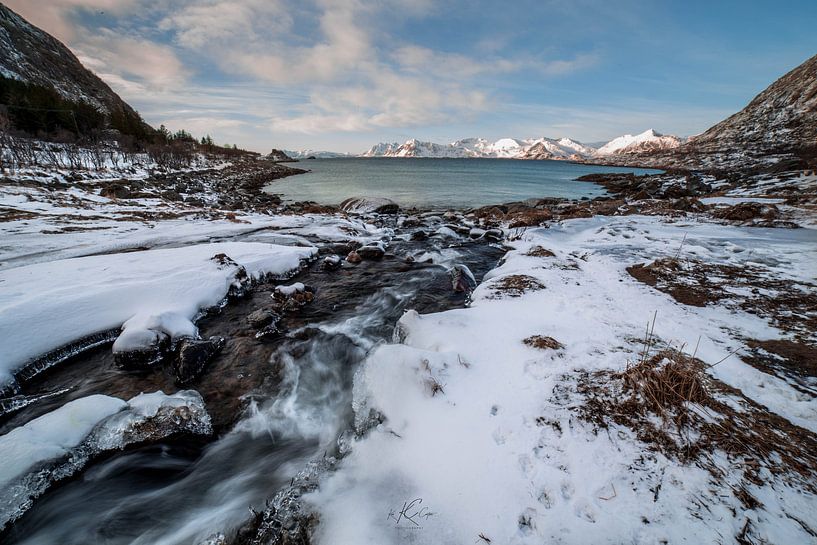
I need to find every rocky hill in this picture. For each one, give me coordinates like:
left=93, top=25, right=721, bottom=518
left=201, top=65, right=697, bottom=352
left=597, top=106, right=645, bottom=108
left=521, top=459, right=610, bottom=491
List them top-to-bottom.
left=0, top=3, right=142, bottom=122
left=622, top=54, right=817, bottom=170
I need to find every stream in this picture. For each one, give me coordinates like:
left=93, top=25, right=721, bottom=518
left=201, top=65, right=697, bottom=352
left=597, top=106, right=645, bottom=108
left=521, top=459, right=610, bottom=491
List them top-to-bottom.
left=1, top=222, right=503, bottom=544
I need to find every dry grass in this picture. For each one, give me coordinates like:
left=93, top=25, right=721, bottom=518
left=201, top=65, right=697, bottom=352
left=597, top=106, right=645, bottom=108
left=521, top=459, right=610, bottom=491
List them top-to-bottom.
left=525, top=246, right=556, bottom=258
left=487, top=274, right=545, bottom=298
left=574, top=322, right=817, bottom=495
left=523, top=335, right=563, bottom=350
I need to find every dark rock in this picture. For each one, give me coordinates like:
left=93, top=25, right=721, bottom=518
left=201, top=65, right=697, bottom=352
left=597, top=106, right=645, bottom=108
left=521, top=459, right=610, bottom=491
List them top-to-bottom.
left=100, top=183, right=132, bottom=199
left=160, top=190, right=182, bottom=201
left=712, top=202, right=779, bottom=222
left=410, top=230, right=428, bottom=241
left=356, top=244, right=385, bottom=260
left=346, top=250, right=362, bottom=264
left=323, top=255, right=342, bottom=270
left=449, top=264, right=477, bottom=293
left=247, top=308, right=280, bottom=329
left=174, top=336, right=225, bottom=384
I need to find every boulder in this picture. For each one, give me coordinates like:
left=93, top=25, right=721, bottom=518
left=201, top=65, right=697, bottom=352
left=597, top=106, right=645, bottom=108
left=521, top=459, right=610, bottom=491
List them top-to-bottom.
left=100, top=183, right=132, bottom=199
left=339, top=197, right=400, bottom=214
left=356, top=243, right=386, bottom=260
left=346, top=250, right=362, bottom=264
left=323, top=255, right=343, bottom=270
left=449, top=264, right=477, bottom=293
left=247, top=308, right=280, bottom=329
left=174, top=336, right=225, bottom=384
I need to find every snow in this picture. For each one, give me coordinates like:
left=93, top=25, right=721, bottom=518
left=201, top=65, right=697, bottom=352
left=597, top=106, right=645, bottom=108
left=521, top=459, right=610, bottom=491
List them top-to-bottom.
left=594, top=129, right=683, bottom=156
left=360, top=136, right=600, bottom=160
left=304, top=214, right=817, bottom=544
left=0, top=242, right=316, bottom=387
left=275, top=282, right=306, bottom=296
left=0, top=390, right=210, bottom=529
left=0, top=394, right=126, bottom=490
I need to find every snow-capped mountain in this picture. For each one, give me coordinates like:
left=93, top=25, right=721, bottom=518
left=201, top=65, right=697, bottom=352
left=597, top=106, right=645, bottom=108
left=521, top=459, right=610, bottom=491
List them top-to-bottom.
left=594, top=129, right=683, bottom=156
left=361, top=136, right=602, bottom=160
left=284, top=149, right=351, bottom=159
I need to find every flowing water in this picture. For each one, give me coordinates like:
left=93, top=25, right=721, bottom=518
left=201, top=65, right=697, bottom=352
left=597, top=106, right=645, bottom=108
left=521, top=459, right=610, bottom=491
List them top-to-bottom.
left=266, top=158, right=662, bottom=208
left=2, top=227, right=504, bottom=544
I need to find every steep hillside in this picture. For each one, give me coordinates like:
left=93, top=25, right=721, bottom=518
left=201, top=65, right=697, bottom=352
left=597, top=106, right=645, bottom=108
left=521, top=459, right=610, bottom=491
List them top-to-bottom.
left=0, top=3, right=147, bottom=133
left=594, top=129, right=683, bottom=156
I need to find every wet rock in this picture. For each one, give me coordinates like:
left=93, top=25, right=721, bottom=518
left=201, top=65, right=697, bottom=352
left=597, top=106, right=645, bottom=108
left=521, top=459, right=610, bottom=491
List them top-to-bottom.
left=339, top=197, right=400, bottom=214
left=400, top=215, right=422, bottom=227
left=469, top=227, right=486, bottom=239
left=484, top=228, right=503, bottom=241
left=410, top=229, right=428, bottom=241
left=319, top=241, right=360, bottom=256
left=356, top=243, right=386, bottom=260
left=346, top=250, right=362, bottom=264
left=323, top=254, right=342, bottom=270
left=449, top=264, right=477, bottom=293
left=272, top=282, right=316, bottom=309
left=246, top=308, right=280, bottom=329
left=174, top=336, right=225, bottom=385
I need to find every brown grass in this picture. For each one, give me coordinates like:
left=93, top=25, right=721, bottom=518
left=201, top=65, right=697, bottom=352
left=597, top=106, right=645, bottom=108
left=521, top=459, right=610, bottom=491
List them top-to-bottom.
left=525, top=246, right=556, bottom=258
left=487, top=274, right=545, bottom=298
left=523, top=335, right=563, bottom=350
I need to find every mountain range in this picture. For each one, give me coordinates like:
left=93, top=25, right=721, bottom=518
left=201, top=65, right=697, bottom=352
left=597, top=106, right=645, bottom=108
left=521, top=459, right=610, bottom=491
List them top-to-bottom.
left=359, top=130, right=684, bottom=161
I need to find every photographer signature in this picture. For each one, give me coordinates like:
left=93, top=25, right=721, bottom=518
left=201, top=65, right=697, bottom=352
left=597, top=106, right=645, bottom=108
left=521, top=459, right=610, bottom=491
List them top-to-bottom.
left=386, top=498, right=435, bottom=528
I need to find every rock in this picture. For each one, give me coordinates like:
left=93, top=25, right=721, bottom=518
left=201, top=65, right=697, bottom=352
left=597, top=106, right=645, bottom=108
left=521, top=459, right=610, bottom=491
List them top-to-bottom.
left=100, top=183, right=132, bottom=199
left=160, top=190, right=182, bottom=201
left=339, top=197, right=400, bottom=214
left=712, top=202, right=779, bottom=222
left=400, top=216, right=422, bottom=227
left=435, top=226, right=460, bottom=238
left=469, top=227, right=486, bottom=239
left=484, top=229, right=503, bottom=241
left=410, top=230, right=428, bottom=241
left=356, top=243, right=386, bottom=260
left=346, top=250, right=362, bottom=264
left=323, top=255, right=342, bottom=270
left=449, top=264, right=477, bottom=293
left=247, top=308, right=280, bottom=329
left=174, top=336, right=225, bottom=384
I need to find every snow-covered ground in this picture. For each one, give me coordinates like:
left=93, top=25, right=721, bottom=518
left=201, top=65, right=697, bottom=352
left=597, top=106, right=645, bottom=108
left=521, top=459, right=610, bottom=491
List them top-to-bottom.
left=304, top=215, right=817, bottom=545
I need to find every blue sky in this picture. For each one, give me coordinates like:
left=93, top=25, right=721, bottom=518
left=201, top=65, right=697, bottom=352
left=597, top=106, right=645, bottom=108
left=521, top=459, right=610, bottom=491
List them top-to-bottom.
left=7, top=0, right=816, bottom=153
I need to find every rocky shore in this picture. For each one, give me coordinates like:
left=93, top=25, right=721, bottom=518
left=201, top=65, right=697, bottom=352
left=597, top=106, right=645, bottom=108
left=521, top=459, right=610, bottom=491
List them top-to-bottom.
left=0, top=158, right=815, bottom=544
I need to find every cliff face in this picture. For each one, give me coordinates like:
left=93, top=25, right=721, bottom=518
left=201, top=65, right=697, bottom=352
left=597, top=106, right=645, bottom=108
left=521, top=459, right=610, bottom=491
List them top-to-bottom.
left=0, top=3, right=139, bottom=118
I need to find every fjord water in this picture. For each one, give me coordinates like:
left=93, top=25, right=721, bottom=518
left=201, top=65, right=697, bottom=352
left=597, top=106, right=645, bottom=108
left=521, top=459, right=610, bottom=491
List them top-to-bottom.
left=267, top=157, right=662, bottom=208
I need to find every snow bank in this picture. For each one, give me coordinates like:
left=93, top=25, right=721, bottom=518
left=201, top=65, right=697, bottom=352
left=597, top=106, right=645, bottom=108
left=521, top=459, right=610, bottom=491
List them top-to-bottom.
left=305, top=215, right=817, bottom=544
left=0, top=242, right=316, bottom=387
left=0, top=390, right=211, bottom=529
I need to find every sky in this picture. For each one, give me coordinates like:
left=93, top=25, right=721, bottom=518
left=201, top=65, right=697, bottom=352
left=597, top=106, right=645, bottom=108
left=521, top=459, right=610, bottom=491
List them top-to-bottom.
left=5, top=0, right=816, bottom=153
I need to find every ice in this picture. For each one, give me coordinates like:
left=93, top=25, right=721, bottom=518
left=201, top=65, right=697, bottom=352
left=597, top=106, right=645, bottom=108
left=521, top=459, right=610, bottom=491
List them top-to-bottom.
left=0, top=242, right=316, bottom=387
left=0, top=389, right=211, bottom=529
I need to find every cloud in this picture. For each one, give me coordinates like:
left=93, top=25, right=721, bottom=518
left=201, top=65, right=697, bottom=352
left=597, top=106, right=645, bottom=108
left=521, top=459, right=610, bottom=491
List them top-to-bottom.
left=4, top=0, right=140, bottom=41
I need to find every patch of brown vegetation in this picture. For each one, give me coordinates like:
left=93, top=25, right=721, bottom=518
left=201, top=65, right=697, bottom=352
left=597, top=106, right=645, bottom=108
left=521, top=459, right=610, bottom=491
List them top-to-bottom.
left=712, top=202, right=779, bottom=222
left=0, top=207, right=40, bottom=222
left=507, top=209, right=553, bottom=228
left=525, top=246, right=555, bottom=258
left=627, top=257, right=817, bottom=341
left=487, top=274, right=545, bottom=298
left=523, top=335, right=563, bottom=350
left=741, top=339, right=817, bottom=394
left=575, top=347, right=817, bottom=494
